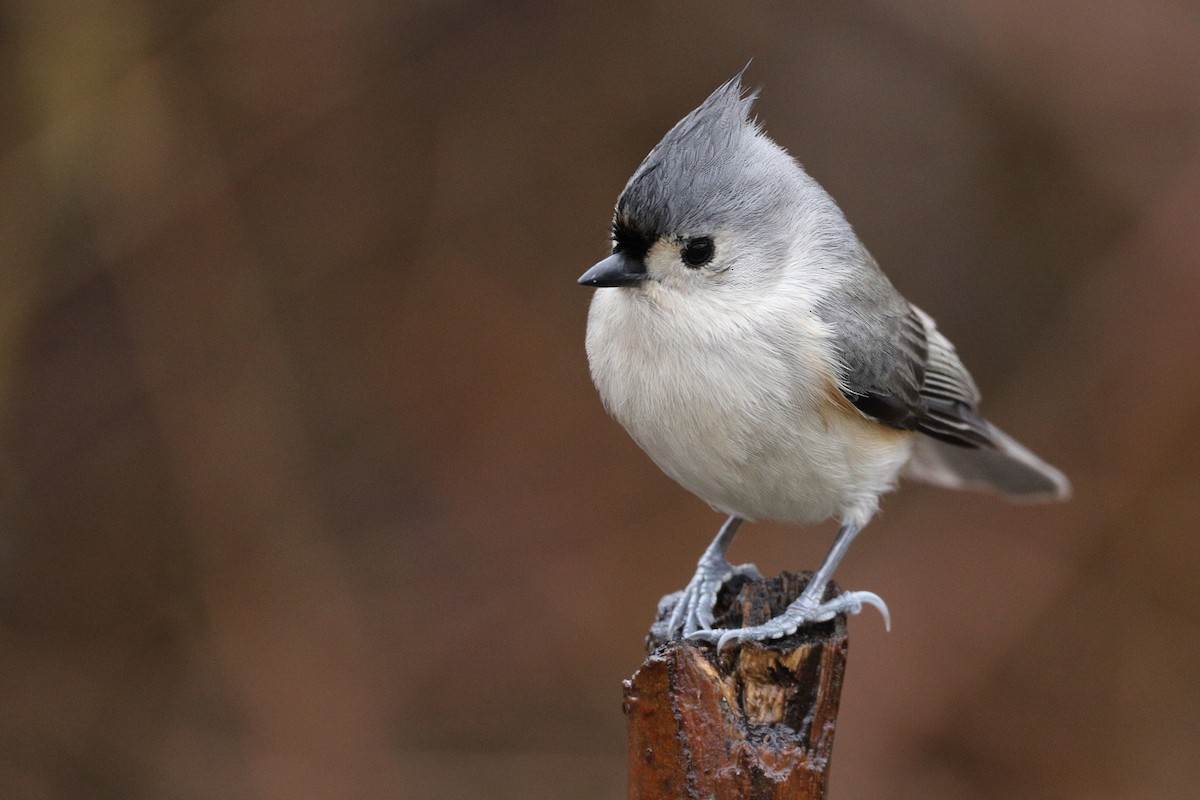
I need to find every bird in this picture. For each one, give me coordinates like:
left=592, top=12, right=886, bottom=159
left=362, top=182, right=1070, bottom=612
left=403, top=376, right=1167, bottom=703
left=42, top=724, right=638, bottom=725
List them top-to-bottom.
left=577, top=69, right=1070, bottom=650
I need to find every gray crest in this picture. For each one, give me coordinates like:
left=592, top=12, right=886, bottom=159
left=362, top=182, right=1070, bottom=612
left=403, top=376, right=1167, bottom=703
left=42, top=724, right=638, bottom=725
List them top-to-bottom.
left=614, top=70, right=786, bottom=249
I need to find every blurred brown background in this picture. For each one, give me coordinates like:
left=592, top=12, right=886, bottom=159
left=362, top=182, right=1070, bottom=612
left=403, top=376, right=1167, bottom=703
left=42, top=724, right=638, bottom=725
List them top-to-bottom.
left=1, top=1, right=1198, bottom=798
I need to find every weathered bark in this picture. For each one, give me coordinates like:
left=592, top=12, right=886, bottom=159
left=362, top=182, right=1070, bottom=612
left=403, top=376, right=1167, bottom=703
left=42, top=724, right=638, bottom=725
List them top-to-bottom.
left=624, top=573, right=849, bottom=799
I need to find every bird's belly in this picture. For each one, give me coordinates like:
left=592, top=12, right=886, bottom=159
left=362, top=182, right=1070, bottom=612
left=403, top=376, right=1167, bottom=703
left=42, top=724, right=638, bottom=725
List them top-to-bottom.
left=587, top=297, right=912, bottom=525
left=624, top=388, right=911, bottom=525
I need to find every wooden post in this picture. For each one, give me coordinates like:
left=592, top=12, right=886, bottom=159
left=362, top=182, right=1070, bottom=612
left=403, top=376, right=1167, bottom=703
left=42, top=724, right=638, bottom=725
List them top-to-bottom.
left=623, top=572, right=850, bottom=800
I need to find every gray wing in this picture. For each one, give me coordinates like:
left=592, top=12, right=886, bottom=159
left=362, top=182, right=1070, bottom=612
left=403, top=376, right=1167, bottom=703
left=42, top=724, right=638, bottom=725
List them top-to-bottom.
left=816, top=258, right=992, bottom=449
left=815, top=259, right=1071, bottom=499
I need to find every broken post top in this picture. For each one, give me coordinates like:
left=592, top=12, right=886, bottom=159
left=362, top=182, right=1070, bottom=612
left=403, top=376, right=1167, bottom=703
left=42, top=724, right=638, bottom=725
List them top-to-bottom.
left=626, top=572, right=850, bottom=800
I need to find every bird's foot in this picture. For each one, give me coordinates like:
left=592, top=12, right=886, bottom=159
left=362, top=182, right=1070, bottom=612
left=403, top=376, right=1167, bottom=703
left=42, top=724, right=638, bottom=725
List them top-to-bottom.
left=651, top=557, right=763, bottom=641
left=687, top=590, right=890, bottom=651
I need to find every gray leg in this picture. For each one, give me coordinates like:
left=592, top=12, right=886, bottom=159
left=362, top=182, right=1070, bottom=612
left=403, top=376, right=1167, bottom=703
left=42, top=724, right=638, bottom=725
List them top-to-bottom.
left=655, top=516, right=763, bottom=639
left=688, top=521, right=890, bottom=650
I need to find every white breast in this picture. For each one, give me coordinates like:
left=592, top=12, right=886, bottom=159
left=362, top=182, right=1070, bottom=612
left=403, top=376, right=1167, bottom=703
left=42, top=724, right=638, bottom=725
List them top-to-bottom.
left=585, top=284, right=912, bottom=527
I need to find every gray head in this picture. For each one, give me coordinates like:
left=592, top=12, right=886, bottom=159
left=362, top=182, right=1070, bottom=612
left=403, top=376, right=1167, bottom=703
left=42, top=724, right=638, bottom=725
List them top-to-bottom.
left=579, top=71, right=831, bottom=294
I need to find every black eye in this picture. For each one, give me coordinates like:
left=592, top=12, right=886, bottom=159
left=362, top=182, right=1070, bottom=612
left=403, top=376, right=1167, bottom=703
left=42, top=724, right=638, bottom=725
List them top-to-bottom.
left=681, top=237, right=715, bottom=268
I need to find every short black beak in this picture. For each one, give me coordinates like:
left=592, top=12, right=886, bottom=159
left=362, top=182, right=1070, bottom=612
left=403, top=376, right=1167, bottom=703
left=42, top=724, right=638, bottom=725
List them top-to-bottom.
left=577, top=253, right=645, bottom=288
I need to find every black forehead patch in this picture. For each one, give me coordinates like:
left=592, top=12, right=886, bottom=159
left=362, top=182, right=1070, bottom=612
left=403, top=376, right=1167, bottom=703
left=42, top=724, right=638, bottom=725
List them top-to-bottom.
left=611, top=210, right=658, bottom=259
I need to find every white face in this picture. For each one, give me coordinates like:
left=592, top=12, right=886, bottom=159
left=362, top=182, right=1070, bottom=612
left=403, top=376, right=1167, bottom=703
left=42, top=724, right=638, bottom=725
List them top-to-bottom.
left=634, top=222, right=795, bottom=300
left=639, top=232, right=731, bottom=293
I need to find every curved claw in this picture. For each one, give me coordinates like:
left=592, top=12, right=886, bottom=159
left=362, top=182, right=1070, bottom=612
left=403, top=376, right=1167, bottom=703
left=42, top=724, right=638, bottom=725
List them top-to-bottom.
left=795, top=589, right=891, bottom=633
left=842, top=590, right=891, bottom=632
left=685, top=624, right=775, bottom=651
left=683, top=626, right=727, bottom=645
left=716, top=628, right=746, bottom=651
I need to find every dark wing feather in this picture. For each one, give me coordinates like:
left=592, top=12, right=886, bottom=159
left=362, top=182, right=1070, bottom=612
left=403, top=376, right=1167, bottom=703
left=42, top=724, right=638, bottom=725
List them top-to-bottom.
left=815, top=257, right=993, bottom=449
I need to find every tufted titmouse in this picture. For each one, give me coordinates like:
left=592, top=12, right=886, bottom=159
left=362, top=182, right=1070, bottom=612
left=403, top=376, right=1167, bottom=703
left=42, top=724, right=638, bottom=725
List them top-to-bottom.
left=578, top=70, right=1070, bottom=649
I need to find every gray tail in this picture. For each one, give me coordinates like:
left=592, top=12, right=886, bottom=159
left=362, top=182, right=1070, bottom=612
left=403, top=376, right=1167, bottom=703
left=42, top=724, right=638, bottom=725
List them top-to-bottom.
left=904, top=423, right=1071, bottom=501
